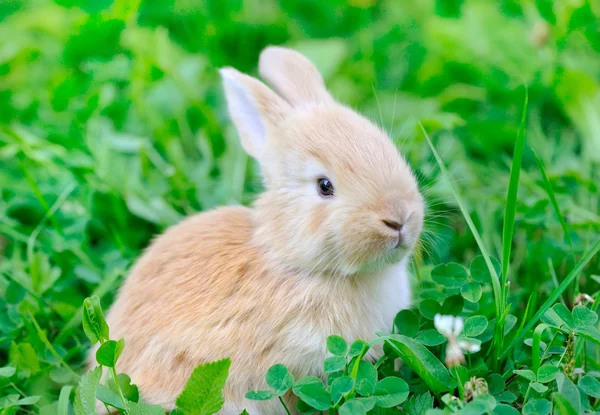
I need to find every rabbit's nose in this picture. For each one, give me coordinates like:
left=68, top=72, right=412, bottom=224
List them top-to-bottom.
left=382, top=219, right=403, bottom=232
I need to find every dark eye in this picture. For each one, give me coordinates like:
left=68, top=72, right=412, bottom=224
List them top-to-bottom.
left=317, top=177, right=334, bottom=197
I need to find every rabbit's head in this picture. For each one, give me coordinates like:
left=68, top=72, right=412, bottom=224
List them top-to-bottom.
left=221, top=47, right=423, bottom=276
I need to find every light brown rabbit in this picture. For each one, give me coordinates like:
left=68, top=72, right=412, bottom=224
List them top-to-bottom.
left=92, top=46, right=424, bottom=414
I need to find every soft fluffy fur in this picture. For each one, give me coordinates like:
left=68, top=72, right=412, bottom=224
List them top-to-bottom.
left=92, top=47, right=424, bottom=414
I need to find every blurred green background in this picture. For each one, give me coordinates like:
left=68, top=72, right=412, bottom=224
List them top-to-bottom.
left=0, top=0, right=599, bottom=410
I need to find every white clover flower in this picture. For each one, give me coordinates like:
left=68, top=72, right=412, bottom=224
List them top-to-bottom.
left=574, top=293, right=595, bottom=306
left=434, top=314, right=481, bottom=367
left=434, top=314, right=463, bottom=338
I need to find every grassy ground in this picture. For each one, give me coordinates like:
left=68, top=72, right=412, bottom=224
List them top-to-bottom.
left=1, top=0, right=600, bottom=414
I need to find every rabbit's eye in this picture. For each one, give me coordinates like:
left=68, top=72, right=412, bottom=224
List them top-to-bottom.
left=317, top=177, right=334, bottom=197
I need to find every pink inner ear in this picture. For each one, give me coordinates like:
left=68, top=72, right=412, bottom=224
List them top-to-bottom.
left=221, top=71, right=267, bottom=160
left=231, top=80, right=266, bottom=146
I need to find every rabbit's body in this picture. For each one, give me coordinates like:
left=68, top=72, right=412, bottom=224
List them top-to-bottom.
left=93, top=47, right=425, bottom=414
left=106, top=206, right=411, bottom=412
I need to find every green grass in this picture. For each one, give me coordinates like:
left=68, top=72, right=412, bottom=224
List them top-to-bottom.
left=1, top=0, right=600, bottom=414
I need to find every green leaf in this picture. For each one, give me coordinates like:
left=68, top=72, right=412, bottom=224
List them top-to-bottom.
left=535, top=0, right=556, bottom=24
left=503, top=238, right=600, bottom=358
left=29, top=251, right=62, bottom=294
left=469, top=256, right=501, bottom=284
left=431, top=263, right=468, bottom=288
left=6, top=281, right=26, bottom=304
left=461, top=282, right=482, bottom=303
left=441, top=295, right=464, bottom=315
left=82, top=296, right=110, bottom=345
left=419, top=299, right=439, bottom=320
left=552, top=304, right=574, bottom=329
left=572, top=306, right=597, bottom=327
left=540, top=308, right=565, bottom=327
left=394, top=310, right=419, bottom=337
left=463, top=316, right=488, bottom=337
left=577, top=325, right=600, bottom=345
left=415, top=330, right=446, bottom=346
left=326, top=335, right=348, bottom=356
left=385, top=335, right=456, bottom=393
left=95, top=338, right=124, bottom=367
left=348, top=340, right=368, bottom=358
left=9, top=342, right=40, bottom=377
left=324, top=356, right=346, bottom=373
left=175, top=358, right=231, bottom=415
left=355, top=360, right=377, bottom=396
left=265, top=364, right=294, bottom=396
left=537, top=365, right=559, bottom=383
left=0, top=366, right=16, bottom=377
left=74, top=366, right=102, bottom=415
left=50, top=367, right=74, bottom=384
left=514, top=369, right=536, bottom=382
left=327, top=370, right=343, bottom=386
left=108, top=373, right=139, bottom=403
left=486, top=374, right=505, bottom=395
left=556, top=374, right=581, bottom=414
left=578, top=375, right=600, bottom=398
left=331, top=376, right=353, bottom=405
left=293, top=377, right=323, bottom=395
left=373, top=377, right=409, bottom=408
left=295, top=382, right=331, bottom=411
left=530, top=382, right=548, bottom=393
left=97, top=385, right=125, bottom=410
left=58, top=386, right=73, bottom=415
left=245, top=390, right=275, bottom=401
left=495, top=392, right=517, bottom=404
left=403, top=393, right=433, bottom=415
left=552, top=393, right=576, bottom=415
left=0, top=394, right=41, bottom=409
left=0, top=395, right=19, bottom=409
left=15, top=396, right=41, bottom=406
left=356, top=396, right=380, bottom=415
left=357, top=397, right=377, bottom=412
left=461, top=398, right=490, bottom=415
left=522, top=398, right=552, bottom=415
left=296, top=399, right=317, bottom=414
left=339, top=399, right=366, bottom=415
left=129, top=402, right=167, bottom=415
left=494, top=404, right=520, bottom=415
left=368, top=407, right=401, bottom=415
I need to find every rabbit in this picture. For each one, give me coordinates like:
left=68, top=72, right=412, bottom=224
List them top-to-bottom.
left=90, top=46, right=424, bottom=414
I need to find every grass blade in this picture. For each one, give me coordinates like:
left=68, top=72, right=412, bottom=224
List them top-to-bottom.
left=501, top=89, right=528, bottom=299
left=420, top=125, right=503, bottom=320
left=533, top=147, right=578, bottom=300
left=532, top=148, right=574, bottom=253
left=27, top=182, right=76, bottom=262
left=501, top=238, right=600, bottom=359
left=547, top=257, right=567, bottom=306
left=515, top=290, right=537, bottom=338
left=27, top=311, right=80, bottom=380
left=58, top=386, right=73, bottom=415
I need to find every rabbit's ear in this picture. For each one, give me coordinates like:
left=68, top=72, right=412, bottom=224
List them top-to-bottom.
left=259, top=46, right=334, bottom=107
left=220, top=67, right=291, bottom=160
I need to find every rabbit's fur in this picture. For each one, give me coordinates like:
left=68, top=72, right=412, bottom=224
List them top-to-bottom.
left=92, top=47, right=424, bottom=414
